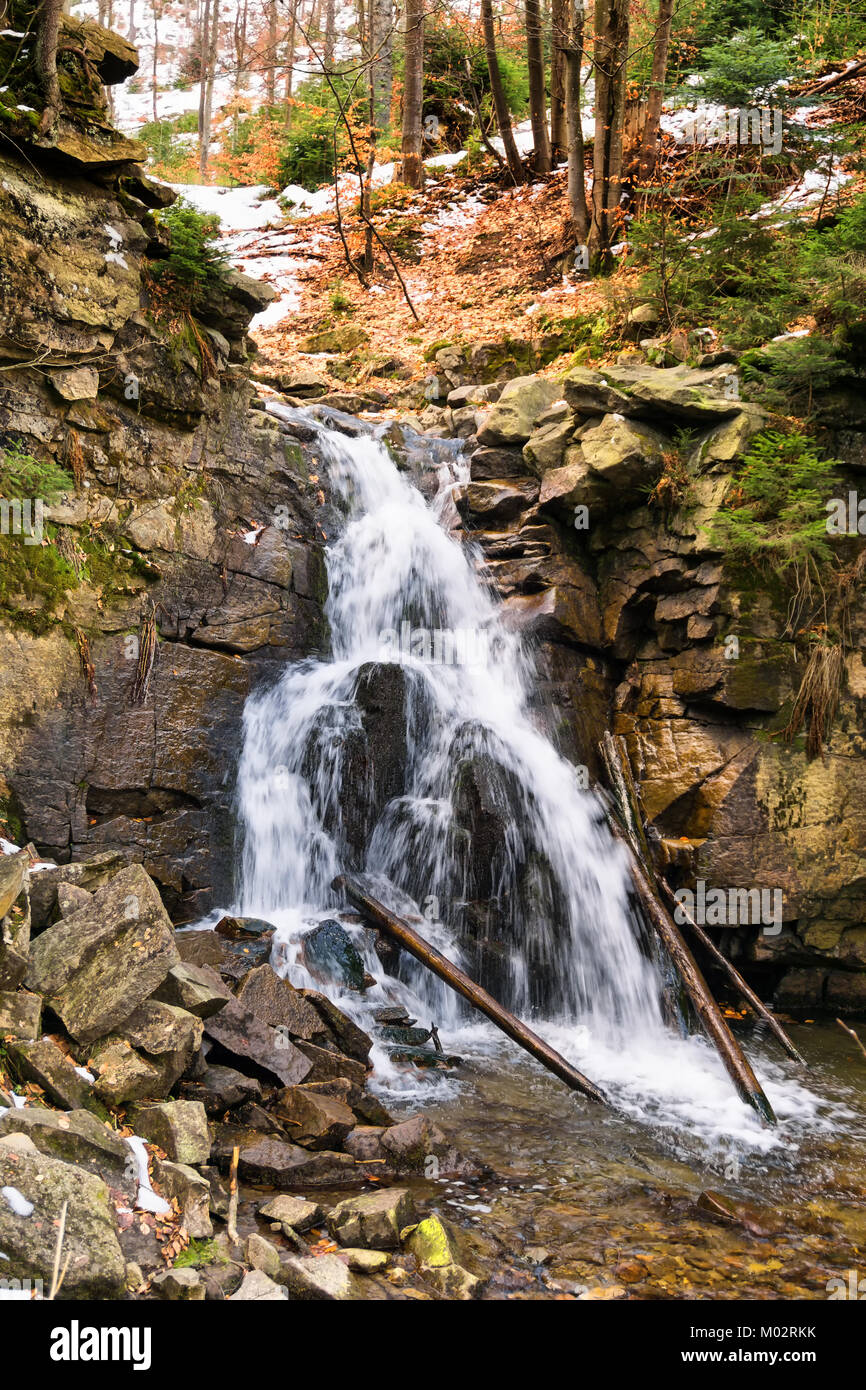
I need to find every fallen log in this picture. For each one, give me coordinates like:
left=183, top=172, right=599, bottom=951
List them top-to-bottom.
left=804, top=57, right=866, bottom=96
left=601, top=732, right=804, bottom=1067
left=600, top=734, right=776, bottom=1126
left=333, top=873, right=607, bottom=1106
left=658, top=878, right=806, bottom=1067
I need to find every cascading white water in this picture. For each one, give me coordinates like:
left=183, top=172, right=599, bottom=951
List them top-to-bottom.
left=235, top=403, right=822, bottom=1148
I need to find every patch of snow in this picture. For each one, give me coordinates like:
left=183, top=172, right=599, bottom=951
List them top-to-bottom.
left=123, top=1135, right=172, bottom=1217
left=1, top=1187, right=34, bottom=1218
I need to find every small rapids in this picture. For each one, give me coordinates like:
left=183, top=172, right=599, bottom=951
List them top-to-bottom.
left=233, top=403, right=840, bottom=1156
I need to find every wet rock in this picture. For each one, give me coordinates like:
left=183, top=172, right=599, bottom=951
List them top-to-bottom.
left=468, top=446, right=529, bottom=482
left=455, top=479, right=540, bottom=526
left=25, top=864, right=180, bottom=1045
left=215, top=915, right=273, bottom=941
left=302, top=919, right=367, bottom=991
left=153, top=962, right=231, bottom=1019
left=234, top=962, right=325, bottom=1038
left=0, top=989, right=41, bottom=1040
left=302, top=991, right=372, bottom=1064
left=203, top=995, right=313, bottom=1086
left=5, top=1038, right=95, bottom=1111
left=294, top=1040, right=368, bottom=1087
left=179, top=1064, right=263, bottom=1114
left=301, top=1077, right=393, bottom=1127
left=272, top=1085, right=355, bottom=1149
left=132, top=1100, right=211, bottom=1166
left=0, top=1107, right=128, bottom=1183
left=381, top=1115, right=483, bottom=1178
left=343, top=1126, right=389, bottom=1164
left=214, top=1134, right=359, bottom=1188
left=0, top=1146, right=126, bottom=1298
left=153, top=1159, right=212, bottom=1238
left=327, top=1187, right=416, bottom=1249
left=697, top=1190, right=784, bottom=1237
left=257, top=1194, right=324, bottom=1231
left=403, top=1214, right=457, bottom=1267
left=342, top=1247, right=390, bottom=1273
left=282, top=1252, right=366, bottom=1300
left=424, top=1263, right=483, bottom=1299
left=229, top=1269, right=288, bottom=1300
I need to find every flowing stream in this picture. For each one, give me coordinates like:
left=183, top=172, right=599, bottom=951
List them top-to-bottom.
left=234, top=405, right=842, bottom=1157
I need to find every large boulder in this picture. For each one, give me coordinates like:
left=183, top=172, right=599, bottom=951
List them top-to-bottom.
left=477, top=377, right=561, bottom=446
left=539, top=416, right=667, bottom=520
left=0, top=854, right=30, bottom=989
left=25, top=864, right=179, bottom=1045
left=203, top=995, right=313, bottom=1086
left=0, top=1107, right=128, bottom=1183
left=0, top=1144, right=126, bottom=1298
left=327, top=1187, right=416, bottom=1249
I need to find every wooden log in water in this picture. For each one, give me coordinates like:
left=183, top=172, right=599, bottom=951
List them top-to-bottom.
left=603, top=732, right=804, bottom=1067
left=600, top=733, right=777, bottom=1126
left=627, top=857, right=777, bottom=1126
left=334, top=873, right=607, bottom=1106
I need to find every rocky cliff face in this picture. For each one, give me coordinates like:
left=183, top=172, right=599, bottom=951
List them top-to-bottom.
left=0, top=19, right=327, bottom=917
left=439, top=359, right=866, bottom=1014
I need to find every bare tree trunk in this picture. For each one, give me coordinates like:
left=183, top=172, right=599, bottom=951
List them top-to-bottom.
left=35, top=0, right=63, bottom=133
left=128, top=0, right=135, bottom=43
left=198, top=0, right=211, bottom=159
left=199, top=0, right=219, bottom=180
left=235, top=0, right=248, bottom=87
left=266, top=0, right=277, bottom=105
left=284, top=0, right=297, bottom=127
left=324, top=0, right=336, bottom=66
left=370, top=0, right=393, bottom=133
left=398, top=0, right=424, bottom=186
left=481, top=0, right=524, bottom=183
left=525, top=0, right=551, bottom=173
left=550, top=0, right=567, bottom=160
left=565, top=0, right=588, bottom=239
left=590, top=0, right=629, bottom=264
left=637, top=0, right=675, bottom=180
left=152, top=4, right=159, bottom=123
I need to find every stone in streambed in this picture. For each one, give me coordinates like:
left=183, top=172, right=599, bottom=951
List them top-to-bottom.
left=24, top=864, right=179, bottom=1045
left=301, top=919, right=367, bottom=991
left=153, top=961, right=231, bottom=1018
left=234, top=962, right=324, bottom=1039
left=0, top=989, right=41, bottom=1040
left=301, top=991, right=372, bottom=1063
left=203, top=995, right=313, bottom=1086
left=6, top=1037, right=95, bottom=1111
left=294, top=1040, right=368, bottom=1086
left=178, top=1063, right=263, bottom=1113
left=271, top=1085, right=355, bottom=1149
left=131, top=1100, right=211, bottom=1166
left=0, top=1107, right=128, bottom=1181
left=210, top=1128, right=359, bottom=1187
left=0, top=1146, right=126, bottom=1298
left=153, top=1158, right=212, bottom=1238
left=327, top=1187, right=416, bottom=1250
left=257, top=1194, right=324, bottom=1231
left=245, top=1231, right=283, bottom=1282
left=342, top=1248, right=389, bottom=1273
left=281, top=1253, right=366, bottom=1300
left=151, top=1267, right=205, bottom=1300
left=229, top=1269, right=288, bottom=1300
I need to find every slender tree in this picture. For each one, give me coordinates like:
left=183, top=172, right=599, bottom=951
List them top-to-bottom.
left=35, top=0, right=63, bottom=133
left=198, top=0, right=220, bottom=180
left=266, top=0, right=277, bottom=105
left=284, top=0, right=298, bottom=127
left=324, top=0, right=335, bottom=66
left=370, top=0, right=393, bottom=133
left=399, top=0, right=424, bottom=187
left=481, top=0, right=524, bottom=183
left=525, top=0, right=551, bottom=173
left=550, top=0, right=568, bottom=160
left=564, top=0, right=589, bottom=238
left=590, top=0, right=629, bottom=263
left=637, top=0, right=676, bottom=180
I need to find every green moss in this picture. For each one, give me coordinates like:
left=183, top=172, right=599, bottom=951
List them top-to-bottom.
left=173, top=1238, right=226, bottom=1269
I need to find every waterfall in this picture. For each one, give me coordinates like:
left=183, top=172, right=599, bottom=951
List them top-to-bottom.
left=235, top=404, right=816, bottom=1147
